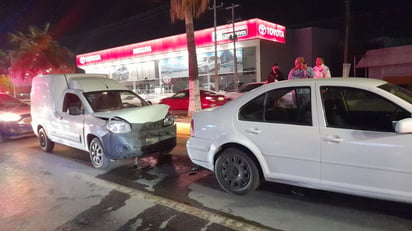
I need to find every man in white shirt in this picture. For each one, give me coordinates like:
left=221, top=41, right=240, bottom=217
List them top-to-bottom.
left=313, top=57, right=331, bottom=78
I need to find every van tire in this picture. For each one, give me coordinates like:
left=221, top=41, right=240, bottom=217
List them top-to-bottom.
left=39, top=127, right=55, bottom=152
left=89, top=137, right=110, bottom=169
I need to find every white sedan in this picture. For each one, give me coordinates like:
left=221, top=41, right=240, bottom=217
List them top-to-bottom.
left=187, top=78, right=412, bottom=204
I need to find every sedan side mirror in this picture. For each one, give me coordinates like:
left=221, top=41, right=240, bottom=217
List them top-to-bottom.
left=395, top=118, right=412, bottom=133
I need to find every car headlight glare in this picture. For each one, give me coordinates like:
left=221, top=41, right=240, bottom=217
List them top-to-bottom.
left=0, top=112, right=22, bottom=122
left=106, top=120, right=131, bottom=133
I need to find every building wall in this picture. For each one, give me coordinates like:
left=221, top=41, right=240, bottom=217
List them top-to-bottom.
left=78, top=25, right=343, bottom=92
left=287, top=27, right=342, bottom=76
left=260, top=40, right=292, bottom=81
left=357, top=45, right=412, bottom=84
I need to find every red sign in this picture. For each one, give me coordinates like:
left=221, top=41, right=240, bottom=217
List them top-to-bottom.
left=76, top=18, right=286, bottom=66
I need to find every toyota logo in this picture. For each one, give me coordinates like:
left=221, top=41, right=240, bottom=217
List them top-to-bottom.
left=258, top=24, right=267, bottom=35
left=79, top=56, right=86, bottom=64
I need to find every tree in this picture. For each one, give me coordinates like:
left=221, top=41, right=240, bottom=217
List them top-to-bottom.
left=170, top=0, right=209, bottom=117
left=8, top=23, right=76, bottom=85
left=0, top=50, right=10, bottom=75
left=0, top=50, right=14, bottom=94
left=0, top=75, right=13, bottom=93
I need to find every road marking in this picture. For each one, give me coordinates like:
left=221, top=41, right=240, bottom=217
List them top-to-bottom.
left=70, top=172, right=275, bottom=231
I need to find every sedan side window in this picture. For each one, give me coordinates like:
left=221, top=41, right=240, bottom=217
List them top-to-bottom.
left=321, top=86, right=410, bottom=132
left=239, top=87, right=312, bottom=126
left=173, top=92, right=188, bottom=98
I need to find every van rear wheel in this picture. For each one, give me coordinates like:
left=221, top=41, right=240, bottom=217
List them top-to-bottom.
left=39, top=127, right=54, bottom=152
left=89, top=137, right=110, bottom=169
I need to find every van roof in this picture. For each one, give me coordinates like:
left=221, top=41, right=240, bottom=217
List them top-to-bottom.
left=34, top=73, right=126, bottom=92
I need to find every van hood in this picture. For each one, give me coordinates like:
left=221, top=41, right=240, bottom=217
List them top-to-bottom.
left=93, top=104, right=170, bottom=123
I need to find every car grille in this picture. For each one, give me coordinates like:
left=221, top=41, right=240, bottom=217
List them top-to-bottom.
left=143, top=120, right=164, bottom=129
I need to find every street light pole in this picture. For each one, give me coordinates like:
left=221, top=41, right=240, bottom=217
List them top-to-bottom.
left=211, top=0, right=223, bottom=91
left=226, top=3, right=239, bottom=91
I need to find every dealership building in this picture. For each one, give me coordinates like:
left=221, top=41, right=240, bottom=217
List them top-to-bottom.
left=76, top=18, right=341, bottom=94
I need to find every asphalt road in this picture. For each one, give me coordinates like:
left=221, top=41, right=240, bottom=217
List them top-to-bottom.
left=1, top=135, right=412, bottom=231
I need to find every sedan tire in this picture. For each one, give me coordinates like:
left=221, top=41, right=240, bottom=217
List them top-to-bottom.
left=39, top=127, right=55, bottom=152
left=89, top=137, right=110, bottom=169
left=215, top=148, right=260, bottom=195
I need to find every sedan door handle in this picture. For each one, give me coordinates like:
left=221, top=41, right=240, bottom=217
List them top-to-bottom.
left=245, top=128, right=261, bottom=135
left=324, top=135, right=343, bottom=143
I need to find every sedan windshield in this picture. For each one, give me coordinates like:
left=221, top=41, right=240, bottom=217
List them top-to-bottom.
left=378, top=83, right=412, bottom=104
left=84, top=90, right=150, bottom=112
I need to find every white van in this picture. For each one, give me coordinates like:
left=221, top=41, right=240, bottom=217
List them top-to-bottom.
left=31, top=74, right=176, bottom=169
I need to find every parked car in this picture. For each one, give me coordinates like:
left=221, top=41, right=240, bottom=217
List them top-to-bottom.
left=198, top=56, right=221, bottom=73
left=31, top=74, right=176, bottom=169
left=187, top=78, right=412, bottom=204
left=225, top=82, right=265, bottom=99
left=159, top=89, right=229, bottom=114
left=0, top=93, right=33, bottom=143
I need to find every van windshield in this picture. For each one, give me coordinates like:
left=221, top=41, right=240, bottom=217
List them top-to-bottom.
left=85, top=90, right=150, bottom=112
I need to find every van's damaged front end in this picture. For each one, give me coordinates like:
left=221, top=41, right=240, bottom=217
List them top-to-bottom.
left=93, top=104, right=176, bottom=160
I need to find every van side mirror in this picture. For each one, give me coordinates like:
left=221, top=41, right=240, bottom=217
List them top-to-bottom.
left=68, top=106, right=83, bottom=115
left=395, top=118, right=412, bottom=133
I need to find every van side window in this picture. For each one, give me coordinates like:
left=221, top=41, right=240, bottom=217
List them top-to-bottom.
left=62, top=93, right=83, bottom=115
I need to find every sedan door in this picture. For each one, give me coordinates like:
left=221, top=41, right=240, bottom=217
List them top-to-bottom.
left=236, top=85, right=321, bottom=185
left=319, top=86, right=412, bottom=201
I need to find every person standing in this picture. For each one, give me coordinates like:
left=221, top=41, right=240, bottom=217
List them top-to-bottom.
left=313, top=56, right=331, bottom=78
left=288, top=57, right=308, bottom=80
left=304, top=62, right=314, bottom=78
left=266, top=63, right=285, bottom=83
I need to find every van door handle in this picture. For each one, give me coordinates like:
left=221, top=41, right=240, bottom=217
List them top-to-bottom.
left=245, top=128, right=261, bottom=135
left=325, top=135, right=343, bottom=143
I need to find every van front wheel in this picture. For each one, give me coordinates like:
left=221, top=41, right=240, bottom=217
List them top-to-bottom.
left=39, top=127, right=54, bottom=152
left=89, top=138, right=110, bottom=169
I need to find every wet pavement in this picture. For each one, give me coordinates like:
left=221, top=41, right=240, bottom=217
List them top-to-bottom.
left=1, top=136, right=412, bottom=231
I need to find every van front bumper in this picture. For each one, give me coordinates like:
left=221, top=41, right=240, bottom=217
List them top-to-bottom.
left=101, top=124, right=176, bottom=160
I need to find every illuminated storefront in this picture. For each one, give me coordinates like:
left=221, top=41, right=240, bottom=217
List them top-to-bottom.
left=76, top=18, right=286, bottom=94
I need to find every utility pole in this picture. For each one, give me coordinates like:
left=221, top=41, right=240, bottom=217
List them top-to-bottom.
left=210, top=0, right=223, bottom=91
left=343, top=0, right=351, bottom=77
left=226, top=3, right=239, bottom=91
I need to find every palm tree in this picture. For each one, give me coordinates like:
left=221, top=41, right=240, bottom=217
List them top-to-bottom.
left=170, top=0, right=209, bottom=117
left=8, top=23, right=75, bottom=85
left=0, top=50, right=10, bottom=75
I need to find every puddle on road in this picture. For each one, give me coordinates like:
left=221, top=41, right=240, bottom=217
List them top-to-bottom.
left=96, top=154, right=214, bottom=204
left=55, top=190, right=130, bottom=231
left=117, top=204, right=235, bottom=231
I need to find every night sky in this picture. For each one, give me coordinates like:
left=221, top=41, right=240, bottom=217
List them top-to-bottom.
left=1, top=0, right=412, bottom=56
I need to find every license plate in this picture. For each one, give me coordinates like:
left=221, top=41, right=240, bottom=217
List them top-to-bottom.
left=145, top=137, right=159, bottom=144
